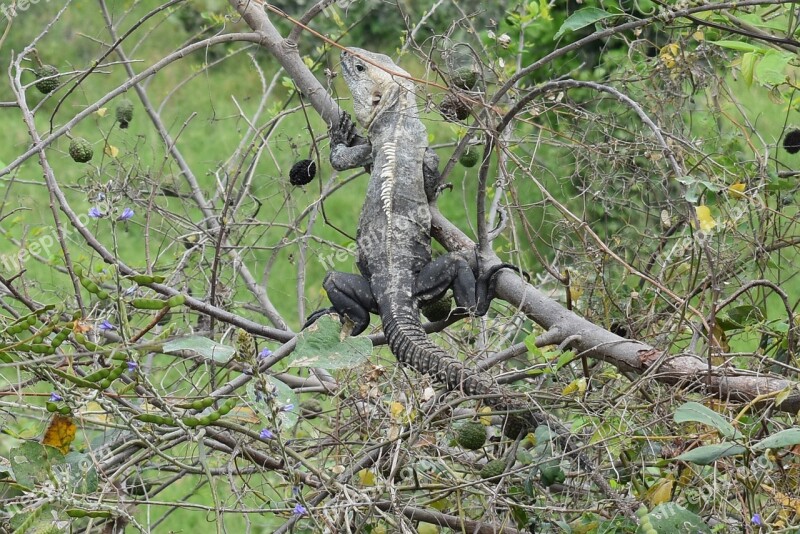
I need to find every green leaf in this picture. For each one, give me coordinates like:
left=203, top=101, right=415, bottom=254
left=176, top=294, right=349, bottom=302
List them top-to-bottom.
left=554, top=8, right=615, bottom=39
left=707, top=40, right=767, bottom=53
left=754, top=49, right=790, bottom=86
left=741, top=52, right=756, bottom=87
left=717, top=305, right=764, bottom=330
left=289, top=315, right=372, bottom=369
left=163, top=336, right=235, bottom=363
left=674, top=402, right=741, bottom=439
left=753, top=428, right=800, bottom=451
left=10, top=442, right=65, bottom=489
left=674, top=443, right=745, bottom=465
left=65, top=452, right=98, bottom=494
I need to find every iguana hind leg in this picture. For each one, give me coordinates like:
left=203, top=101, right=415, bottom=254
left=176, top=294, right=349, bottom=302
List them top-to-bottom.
left=414, top=253, right=478, bottom=313
left=415, top=256, right=525, bottom=317
left=305, top=271, right=377, bottom=336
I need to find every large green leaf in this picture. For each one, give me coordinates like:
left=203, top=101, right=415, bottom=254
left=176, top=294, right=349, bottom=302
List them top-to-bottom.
left=554, top=8, right=615, bottom=39
left=754, top=49, right=791, bottom=86
left=289, top=315, right=372, bottom=369
left=163, top=336, right=235, bottom=363
left=674, top=402, right=741, bottom=439
left=753, top=428, right=800, bottom=451
left=9, top=442, right=65, bottom=489
left=674, top=443, right=745, bottom=465
left=65, top=452, right=99, bottom=494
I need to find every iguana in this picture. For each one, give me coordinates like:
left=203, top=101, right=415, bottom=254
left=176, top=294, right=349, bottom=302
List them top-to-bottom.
left=306, top=47, right=523, bottom=429
left=306, top=47, right=635, bottom=516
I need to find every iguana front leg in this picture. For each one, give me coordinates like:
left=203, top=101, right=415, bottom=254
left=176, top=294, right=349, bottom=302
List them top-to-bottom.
left=329, top=112, right=372, bottom=171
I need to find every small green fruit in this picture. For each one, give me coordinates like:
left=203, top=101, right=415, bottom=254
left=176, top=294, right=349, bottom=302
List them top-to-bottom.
left=34, top=65, right=59, bottom=94
left=452, top=67, right=479, bottom=90
left=116, top=98, right=134, bottom=129
left=68, top=137, right=93, bottom=163
left=459, top=148, right=479, bottom=168
left=421, top=295, right=452, bottom=322
left=300, top=399, right=324, bottom=419
left=456, top=422, right=486, bottom=450
left=479, top=458, right=507, bottom=480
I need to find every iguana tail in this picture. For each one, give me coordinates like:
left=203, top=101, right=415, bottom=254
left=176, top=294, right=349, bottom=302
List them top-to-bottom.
left=380, top=307, right=517, bottom=413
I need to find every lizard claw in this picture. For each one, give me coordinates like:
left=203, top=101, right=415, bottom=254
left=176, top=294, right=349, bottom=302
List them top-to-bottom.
left=330, top=111, right=357, bottom=147
left=434, top=182, right=453, bottom=199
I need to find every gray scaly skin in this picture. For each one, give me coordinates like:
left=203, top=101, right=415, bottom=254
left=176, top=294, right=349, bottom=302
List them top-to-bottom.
left=308, top=48, right=635, bottom=516
left=309, top=48, right=522, bottom=427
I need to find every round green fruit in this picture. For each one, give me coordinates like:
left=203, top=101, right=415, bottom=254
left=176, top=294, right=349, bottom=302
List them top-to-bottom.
left=34, top=65, right=59, bottom=94
left=451, top=67, right=478, bottom=90
left=116, top=98, right=134, bottom=129
left=69, top=137, right=93, bottom=163
left=459, top=148, right=479, bottom=168
left=421, top=295, right=452, bottom=322
left=456, top=422, right=486, bottom=450
left=479, top=458, right=507, bottom=480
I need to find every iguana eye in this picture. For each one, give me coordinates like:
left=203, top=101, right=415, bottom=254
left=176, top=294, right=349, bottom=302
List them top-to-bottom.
left=355, top=63, right=365, bottom=72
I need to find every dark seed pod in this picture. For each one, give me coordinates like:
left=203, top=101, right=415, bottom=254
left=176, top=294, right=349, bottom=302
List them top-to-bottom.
left=34, top=65, right=60, bottom=94
left=439, top=94, right=471, bottom=122
left=783, top=129, right=800, bottom=154
left=289, top=159, right=317, bottom=186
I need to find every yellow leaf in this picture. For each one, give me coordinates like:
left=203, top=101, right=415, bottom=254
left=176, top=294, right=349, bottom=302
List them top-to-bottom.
left=692, top=31, right=704, bottom=41
left=95, top=107, right=107, bottom=117
left=104, top=144, right=119, bottom=158
left=728, top=183, right=746, bottom=199
left=695, top=205, right=717, bottom=233
left=562, top=378, right=586, bottom=396
left=389, top=401, right=405, bottom=419
left=479, top=406, right=493, bottom=426
left=41, top=414, right=77, bottom=454
left=358, top=469, right=375, bottom=486
left=647, top=477, right=674, bottom=506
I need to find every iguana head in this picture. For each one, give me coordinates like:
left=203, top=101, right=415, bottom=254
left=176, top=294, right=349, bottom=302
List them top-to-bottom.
left=340, top=48, right=416, bottom=130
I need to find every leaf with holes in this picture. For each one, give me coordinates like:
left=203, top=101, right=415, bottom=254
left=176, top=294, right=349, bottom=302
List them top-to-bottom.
left=289, top=315, right=372, bottom=369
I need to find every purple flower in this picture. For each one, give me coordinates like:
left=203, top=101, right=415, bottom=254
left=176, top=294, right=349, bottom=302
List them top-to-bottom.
left=88, top=207, right=104, bottom=218
left=117, top=207, right=134, bottom=221
left=98, top=320, right=116, bottom=331
left=258, top=347, right=272, bottom=359
left=127, top=360, right=138, bottom=373
left=50, top=392, right=62, bottom=402
left=281, top=403, right=294, bottom=412
left=260, top=428, right=275, bottom=440
left=293, top=504, right=307, bottom=516
left=752, top=514, right=762, bottom=526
